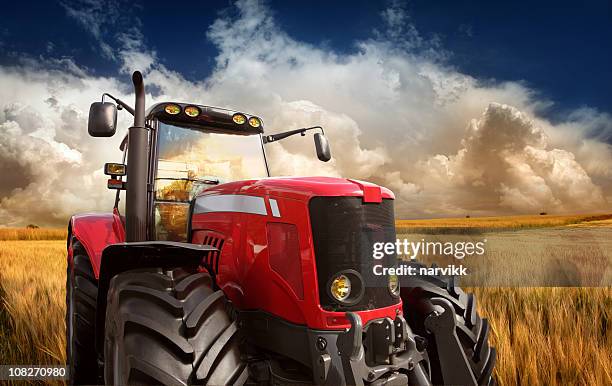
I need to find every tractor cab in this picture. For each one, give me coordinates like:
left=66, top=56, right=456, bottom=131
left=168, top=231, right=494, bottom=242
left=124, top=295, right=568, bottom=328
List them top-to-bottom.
left=89, top=93, right=331, bottom=242
left=146, top=103, right=270, bottom=241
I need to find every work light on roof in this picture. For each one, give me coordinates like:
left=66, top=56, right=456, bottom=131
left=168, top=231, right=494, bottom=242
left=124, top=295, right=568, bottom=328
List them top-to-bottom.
left=164, top=104, right=181, bottom=115
left=184, top=106, right=200, bottom=117
left=232, top=113, right=247, bottom=125
left=248, top=116, right=261, bottom=128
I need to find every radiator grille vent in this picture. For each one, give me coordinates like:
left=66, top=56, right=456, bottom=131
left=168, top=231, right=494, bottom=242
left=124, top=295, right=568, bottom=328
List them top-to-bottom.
left=202, top=235, right=224, bottom=274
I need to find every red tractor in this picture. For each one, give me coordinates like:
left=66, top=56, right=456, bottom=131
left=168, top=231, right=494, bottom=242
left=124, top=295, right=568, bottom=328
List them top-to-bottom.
left=66, top=71, right=495, bottom=385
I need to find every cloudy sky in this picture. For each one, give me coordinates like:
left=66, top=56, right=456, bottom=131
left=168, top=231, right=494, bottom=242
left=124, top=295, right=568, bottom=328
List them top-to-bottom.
left=1, top=0, right=611, bottom=226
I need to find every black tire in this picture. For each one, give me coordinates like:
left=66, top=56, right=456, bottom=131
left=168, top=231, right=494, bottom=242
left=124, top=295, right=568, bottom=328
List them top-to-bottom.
left=66, top=238, right=100, bottom=384
left=104, top=267, right=248, bottom=385
left=401, top=268, right=496, bottom=386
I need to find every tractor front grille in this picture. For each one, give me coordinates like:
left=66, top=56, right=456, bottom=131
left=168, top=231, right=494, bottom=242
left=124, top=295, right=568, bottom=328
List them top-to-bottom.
left=309, top=196, right=399, bottom=311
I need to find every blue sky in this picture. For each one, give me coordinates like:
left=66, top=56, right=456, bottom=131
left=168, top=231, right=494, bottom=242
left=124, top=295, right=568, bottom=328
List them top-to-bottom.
left=1, top=0, right=611, bottom=118
left=1, top=0, right=612, bottom=225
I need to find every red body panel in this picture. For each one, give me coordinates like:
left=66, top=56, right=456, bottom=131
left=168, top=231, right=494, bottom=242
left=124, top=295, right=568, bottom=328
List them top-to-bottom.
left=192, top=176, right=401, bottom=331
left=199, top=176, right=394, bottom=201
left=69, top=210, right=125, bottom=278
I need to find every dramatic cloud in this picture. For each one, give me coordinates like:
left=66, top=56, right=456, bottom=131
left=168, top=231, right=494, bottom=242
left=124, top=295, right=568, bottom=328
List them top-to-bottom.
left=0, top=0, right=611, bottom=226
left=0, top=65, right=133, bottom=226
left=411, top=103, right=606, bottom=216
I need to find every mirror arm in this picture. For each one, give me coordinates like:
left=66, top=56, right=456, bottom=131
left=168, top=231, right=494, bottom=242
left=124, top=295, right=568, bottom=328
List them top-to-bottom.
left=102, top=93, right=135, bottom=116
left=264, top=126, right=324, bottom=144
left=119, top=134, right=129, bottom=151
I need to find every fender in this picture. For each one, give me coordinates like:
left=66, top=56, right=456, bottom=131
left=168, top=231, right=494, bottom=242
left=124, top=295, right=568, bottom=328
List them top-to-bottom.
left=68, top=210, right=125, bottom=278
left=94, top=241, right=217, bottom=357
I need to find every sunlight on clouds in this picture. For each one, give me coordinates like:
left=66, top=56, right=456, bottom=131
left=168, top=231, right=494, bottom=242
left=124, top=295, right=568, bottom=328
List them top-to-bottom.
left=0, top=0, right=611, bottom=226
left=414, top=103, right=606, bottom=215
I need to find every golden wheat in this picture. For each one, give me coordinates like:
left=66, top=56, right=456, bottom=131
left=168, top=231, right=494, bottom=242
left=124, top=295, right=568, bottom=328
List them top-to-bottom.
left=396, top=213, right=612, bottom=232
left=0, top=228, right=67, bottom=241
left=0, top=234, right=610, bottom=385
left=0, top=240, right=66, bottom=366
left=471, top=287, right=611, bottom=386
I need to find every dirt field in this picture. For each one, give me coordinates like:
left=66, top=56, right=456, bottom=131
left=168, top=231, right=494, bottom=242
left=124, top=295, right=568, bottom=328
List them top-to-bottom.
left=0, top=225, right=610, bottom=385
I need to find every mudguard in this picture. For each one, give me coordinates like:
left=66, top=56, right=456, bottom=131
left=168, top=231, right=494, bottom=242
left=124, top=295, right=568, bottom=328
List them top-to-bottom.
left=68, top=210, right=125, bottom=277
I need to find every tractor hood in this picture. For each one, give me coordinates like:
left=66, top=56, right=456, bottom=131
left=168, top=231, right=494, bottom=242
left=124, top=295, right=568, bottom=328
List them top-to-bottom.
left=197, top=176, right=394, bottom=203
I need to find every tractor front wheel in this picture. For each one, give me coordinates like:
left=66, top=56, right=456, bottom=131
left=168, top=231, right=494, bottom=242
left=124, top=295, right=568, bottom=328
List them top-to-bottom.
left=66, top=239, right=100, bottom=384
left=103, top=267, right=248, bottom=385
left=401, top=271, right=496, bottom=385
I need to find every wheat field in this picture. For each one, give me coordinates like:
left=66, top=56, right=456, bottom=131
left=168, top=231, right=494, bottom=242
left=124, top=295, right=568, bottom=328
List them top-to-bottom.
left=396, top=213, right=612, bottom=233
left=0, top=227, right=610, bottom=385
left=0, top=228, right=67, bottom=241
left=0, top=240, right=66, bottom=366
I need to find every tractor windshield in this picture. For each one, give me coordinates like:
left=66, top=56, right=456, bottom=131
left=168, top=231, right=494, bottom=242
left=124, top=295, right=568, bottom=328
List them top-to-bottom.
left=154, top=122, right=268, bottom=240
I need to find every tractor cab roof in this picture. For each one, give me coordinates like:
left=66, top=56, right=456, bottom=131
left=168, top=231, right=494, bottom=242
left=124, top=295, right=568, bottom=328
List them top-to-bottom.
left=146, top=102, right=264, bottom=135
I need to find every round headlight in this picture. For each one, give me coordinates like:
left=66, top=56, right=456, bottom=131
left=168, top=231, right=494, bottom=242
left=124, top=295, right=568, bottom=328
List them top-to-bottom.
left=164, top=104, right=181, bottom=115
left=184, top=106, right=200, bottom=117
left=233, top=113, right=246, bottom=125
left=248, top=116, right=261, bottom=128
left=330, top=274, right=351, bottom=301
left=388, top=274, right=400, bottom=297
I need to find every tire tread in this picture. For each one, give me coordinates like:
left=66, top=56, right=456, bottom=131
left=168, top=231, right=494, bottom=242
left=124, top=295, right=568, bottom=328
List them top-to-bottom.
left=66, top=238, right=99, bottom=384
left=401, top=264, right=496, bottom=385
left=105, top=267, right=245, bottom=385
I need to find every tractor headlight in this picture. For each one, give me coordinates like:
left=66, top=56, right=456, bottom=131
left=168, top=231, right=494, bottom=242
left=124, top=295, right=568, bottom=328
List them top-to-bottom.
left=232, top=113, right=246, bottom=125
left=248, top=116, right=261, bottom=128
left=104, top=163, right=126, bottom=176
left=327, top=270, right=364, bottom=306
left=388, top=273, right=400, bottom=297
left=330, top=274, right=351, bottom=301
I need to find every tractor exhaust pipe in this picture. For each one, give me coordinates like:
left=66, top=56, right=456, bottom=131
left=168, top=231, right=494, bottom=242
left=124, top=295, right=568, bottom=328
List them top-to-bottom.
left=125, top=71, right=148, bottom=242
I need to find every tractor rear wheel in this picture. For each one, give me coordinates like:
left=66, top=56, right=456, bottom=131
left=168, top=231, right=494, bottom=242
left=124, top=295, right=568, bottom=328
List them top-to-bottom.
left=66, top=239, right=100, bottom=384
left=103, top=267, right=248, bottom=385
left=401, top=269, right=496, bottom=386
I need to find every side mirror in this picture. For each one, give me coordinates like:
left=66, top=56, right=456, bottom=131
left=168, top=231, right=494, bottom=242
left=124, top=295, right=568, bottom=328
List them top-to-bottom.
left=88, top=102, right=117, bottom=137
left=314, top=133, right=331, bottom=162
